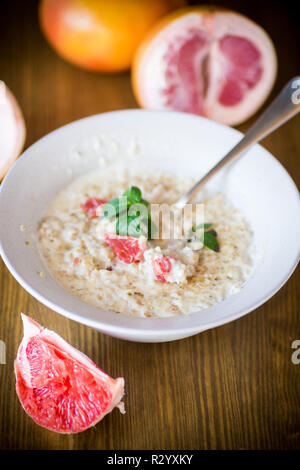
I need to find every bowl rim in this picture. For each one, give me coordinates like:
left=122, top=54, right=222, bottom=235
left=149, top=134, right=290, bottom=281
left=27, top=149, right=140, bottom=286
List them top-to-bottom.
left=0, top=109, right=299, bottom=339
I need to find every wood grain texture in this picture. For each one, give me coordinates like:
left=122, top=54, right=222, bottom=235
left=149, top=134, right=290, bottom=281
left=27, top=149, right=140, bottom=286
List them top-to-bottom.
left=0, top=0, right=299, bottom=450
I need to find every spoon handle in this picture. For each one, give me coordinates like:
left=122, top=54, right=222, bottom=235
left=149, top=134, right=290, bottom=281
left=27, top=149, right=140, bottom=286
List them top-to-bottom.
left=175, top=77, right=300, bottom=208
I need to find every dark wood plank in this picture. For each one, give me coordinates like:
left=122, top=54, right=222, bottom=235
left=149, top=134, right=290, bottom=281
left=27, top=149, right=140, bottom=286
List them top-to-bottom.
left=0, top=0, right=299, bottom=450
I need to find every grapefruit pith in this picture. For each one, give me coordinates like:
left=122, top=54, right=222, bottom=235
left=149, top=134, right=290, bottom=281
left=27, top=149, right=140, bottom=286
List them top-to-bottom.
left=132, top=6, right=277, bottom=125
left=15, top=314, right=125, bottom=434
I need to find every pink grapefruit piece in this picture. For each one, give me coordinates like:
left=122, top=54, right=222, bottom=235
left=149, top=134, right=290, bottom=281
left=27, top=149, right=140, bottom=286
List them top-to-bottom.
left=132, top=7, right=277, bottom=126
left=0, top=81, right=26, bottom=179
left=80, top=197, right=107, bottom=219
left=105, top=233, right=148, bottom=264
left=152, top=256, right=172, bottom=283
left=15, top=314, right=125, bottom=434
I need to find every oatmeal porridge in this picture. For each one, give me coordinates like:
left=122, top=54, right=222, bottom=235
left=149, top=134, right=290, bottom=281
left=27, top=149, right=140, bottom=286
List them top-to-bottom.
left=38, top=166, right=254, bottom=317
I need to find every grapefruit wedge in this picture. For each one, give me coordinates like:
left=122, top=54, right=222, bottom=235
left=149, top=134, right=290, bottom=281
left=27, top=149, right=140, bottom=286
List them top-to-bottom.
left=132, top=7, right=277, bottom=125
left=0, top=81, right=26, bottom=179
left=15, top=314, right=125, bottom=434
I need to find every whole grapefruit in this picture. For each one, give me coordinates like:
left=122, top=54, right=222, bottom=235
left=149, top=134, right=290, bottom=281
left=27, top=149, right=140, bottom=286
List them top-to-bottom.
left=39, top=0, right=186, bottom=72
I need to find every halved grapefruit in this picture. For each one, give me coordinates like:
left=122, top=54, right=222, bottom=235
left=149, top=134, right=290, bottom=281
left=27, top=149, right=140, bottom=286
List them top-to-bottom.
left=132, top=6, right=277, bottom=125
left=0, top=81, right=26, bottom=179
left=15, top=314, right=125, bottom=434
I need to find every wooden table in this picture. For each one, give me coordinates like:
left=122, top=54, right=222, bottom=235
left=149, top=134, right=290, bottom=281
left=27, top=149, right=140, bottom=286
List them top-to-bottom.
left=0, top=1, right=299, bottom=450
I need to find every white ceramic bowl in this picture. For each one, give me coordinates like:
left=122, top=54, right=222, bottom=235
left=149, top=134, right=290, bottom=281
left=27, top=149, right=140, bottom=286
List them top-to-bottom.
left=0, top=110, right=299, bottom=342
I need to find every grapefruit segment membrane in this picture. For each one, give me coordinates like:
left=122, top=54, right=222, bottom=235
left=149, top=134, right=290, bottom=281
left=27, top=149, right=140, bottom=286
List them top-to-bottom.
left=132, top=7, right=277, bottom=125
left=15, top=314, right=125, bottom=434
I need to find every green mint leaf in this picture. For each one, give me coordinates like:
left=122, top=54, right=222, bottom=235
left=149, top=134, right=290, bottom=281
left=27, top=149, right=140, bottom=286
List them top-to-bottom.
left=106, top=186, right=152, bottom=238
left=123, top=186, right=142, bottom=204
left=103, top=197, right=130, bottom=218
left=103, top=198, right=120, bottom=218
left=140, top=198, right=149, bottom=207
left=128, top=202, right=149, bottom=220
left=116, top=214, right=128, bottom=235
left=128, top=216, right=142, bottom=237
left=186, top=223, right=219, bottom=251
left=188, top=223, right=213, bottom=240
left=191, top=223, right=213, bottom=232
left=205, top=229, right=217, bottom=238
left=203, top=231, right=219, bottom=252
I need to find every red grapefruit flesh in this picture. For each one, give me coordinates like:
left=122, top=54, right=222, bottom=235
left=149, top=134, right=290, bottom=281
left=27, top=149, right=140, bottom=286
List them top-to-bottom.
left=132, top=7, right=277, bottom=125
left=0, top=81, right=26, bottom=179
left=81, top=197, right=107, bottom=219
left=105, top=234, right=148, bottom=264
left=152, top=256, right=172, bottom=282
left=15, top=315, right=125, bottom=434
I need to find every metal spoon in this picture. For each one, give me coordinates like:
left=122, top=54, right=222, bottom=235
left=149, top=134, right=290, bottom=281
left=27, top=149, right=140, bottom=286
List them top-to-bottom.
left=175, top=76, right=300, bottom=209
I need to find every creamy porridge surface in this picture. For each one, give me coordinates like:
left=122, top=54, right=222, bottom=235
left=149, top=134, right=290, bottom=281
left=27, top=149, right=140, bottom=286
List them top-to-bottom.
left=38, top=166, right=254, bottom=318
